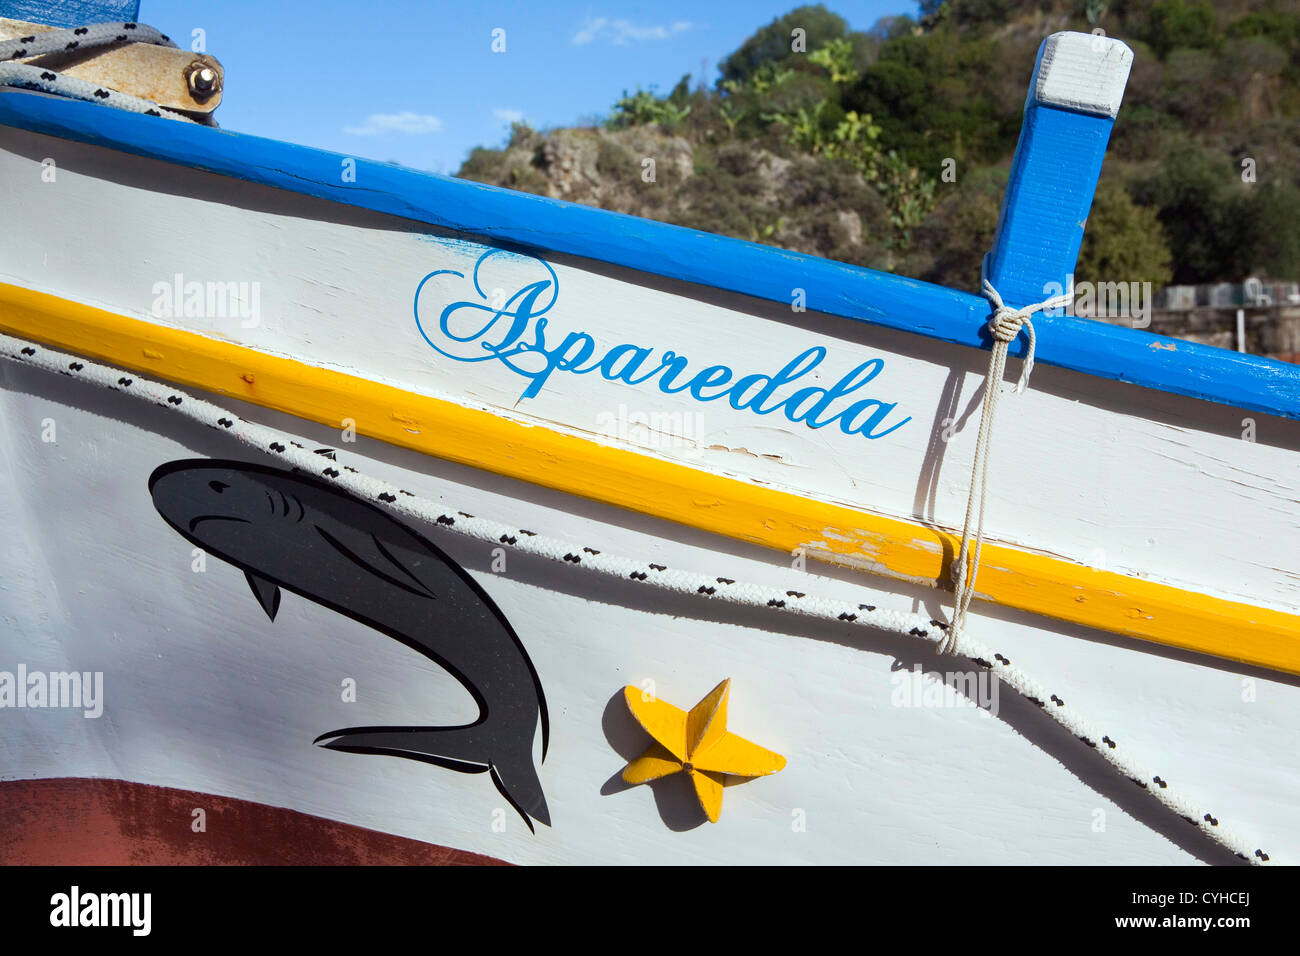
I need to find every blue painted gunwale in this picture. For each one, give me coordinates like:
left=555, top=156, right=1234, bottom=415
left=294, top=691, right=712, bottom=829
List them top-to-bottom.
left=1, top=89, right=1297, bottom=421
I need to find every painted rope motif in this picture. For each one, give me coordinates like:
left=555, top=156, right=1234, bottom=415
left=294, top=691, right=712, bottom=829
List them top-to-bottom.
left=0, top=330, right=1275, bottom=865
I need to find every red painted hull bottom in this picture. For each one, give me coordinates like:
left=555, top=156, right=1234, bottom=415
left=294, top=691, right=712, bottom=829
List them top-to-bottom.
left=0, top=778, right=507, bottom=865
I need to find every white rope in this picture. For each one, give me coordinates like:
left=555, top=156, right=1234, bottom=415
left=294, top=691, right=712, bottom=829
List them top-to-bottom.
left=0, top=22, right=199, bottom=123
left=0, top=22, right=174, bottom=60
left=941, top=254, right=1073, bottom=657
left=0, top=329, right=1272, bottom=864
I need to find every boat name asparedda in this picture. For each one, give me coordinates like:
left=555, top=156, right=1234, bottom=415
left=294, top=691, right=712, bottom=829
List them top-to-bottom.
left=413, top=250, right=911, bottom=440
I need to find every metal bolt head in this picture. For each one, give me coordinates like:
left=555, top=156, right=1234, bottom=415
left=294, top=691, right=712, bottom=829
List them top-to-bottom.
left=185, top=62, right=221, bottom=99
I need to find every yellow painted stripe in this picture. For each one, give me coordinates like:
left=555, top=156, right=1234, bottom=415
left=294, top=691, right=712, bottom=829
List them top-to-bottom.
left=3, top=282, right=1299, bottom=675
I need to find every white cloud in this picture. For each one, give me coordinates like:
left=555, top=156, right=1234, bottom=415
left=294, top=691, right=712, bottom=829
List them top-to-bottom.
left=571, top=17, right=606, bottom=45
left=572, top=17, right=693, bottom=46
left=493, top=108, right=525, bottom=125
left=343, top=112, right=443, bottom=136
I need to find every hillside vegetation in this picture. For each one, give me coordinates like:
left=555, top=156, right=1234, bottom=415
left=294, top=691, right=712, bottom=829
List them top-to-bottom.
left=457, top=1, right=1300, bottom=293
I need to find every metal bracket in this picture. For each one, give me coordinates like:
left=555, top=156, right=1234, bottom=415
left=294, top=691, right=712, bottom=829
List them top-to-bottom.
left=0, top=17, right=223, bottom=115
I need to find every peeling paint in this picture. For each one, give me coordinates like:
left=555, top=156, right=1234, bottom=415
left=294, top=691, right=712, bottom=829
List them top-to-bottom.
left=705, top=443, right=787, bottom=463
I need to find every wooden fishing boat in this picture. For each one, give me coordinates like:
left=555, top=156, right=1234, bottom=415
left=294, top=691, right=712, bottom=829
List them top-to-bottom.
left=1, top=4, right=1297, bottom=867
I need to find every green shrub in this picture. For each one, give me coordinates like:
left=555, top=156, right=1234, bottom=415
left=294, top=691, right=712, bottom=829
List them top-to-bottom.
left=1141, top=0, right=1218, bottom=58
left=454, top=1, right=1300, bottom=286
left=718, top=5, right=851, bottom=85
left=1227, top=10, right=1299, bottom=49
left=608, top=87, right=692, bottom=132
left=1131, top=143, right=1253, bottom=282
left=902, top=165, right=1006, bottom=289
left=1076, top=179, right=1173, bottom=288
left=1244, top=182, right=1300, bottom=279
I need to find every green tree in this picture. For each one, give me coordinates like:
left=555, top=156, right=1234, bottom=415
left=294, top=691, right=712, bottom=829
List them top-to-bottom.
left=946, top=0, right=1012, bottom=28
left=1141, top=0, right=1217, bottom=58
left=457, top=1, right=1300, bottom=289
left=718, top=5, right=854, bottom=84
left=1227, top=10, right=1299, bottom=49
left=843, top=30, right=1022, bottom=172
left=1131, top=143, right=1253, bottom=282
left=1075, top=180, right=1173, bottom=289
left=1243, top=183, right=1300, bottom=279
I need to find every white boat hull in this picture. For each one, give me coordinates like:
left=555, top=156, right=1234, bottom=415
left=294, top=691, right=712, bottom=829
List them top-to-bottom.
left=1, top=53, right=1297, bottom=864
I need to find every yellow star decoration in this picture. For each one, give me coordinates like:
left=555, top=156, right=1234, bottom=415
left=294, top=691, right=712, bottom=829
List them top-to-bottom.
left=620, top=678, right=786, bottom=822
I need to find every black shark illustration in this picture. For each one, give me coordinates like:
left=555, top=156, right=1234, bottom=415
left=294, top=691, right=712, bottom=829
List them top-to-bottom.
left=148, top=458, right=549, bottom=830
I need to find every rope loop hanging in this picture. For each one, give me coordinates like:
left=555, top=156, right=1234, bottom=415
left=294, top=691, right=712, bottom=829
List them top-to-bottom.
left=940, top=254, right=1072, bottom=656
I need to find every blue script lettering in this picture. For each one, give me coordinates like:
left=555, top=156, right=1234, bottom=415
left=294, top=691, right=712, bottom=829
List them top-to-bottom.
left=413, top=250, right=910, bottom=439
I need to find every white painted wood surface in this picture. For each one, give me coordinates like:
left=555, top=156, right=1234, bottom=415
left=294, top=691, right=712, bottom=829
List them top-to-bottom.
left=1033, top=32, right=1132, bottom=118
left=1, top=125, right=1298, bottom=865
left=1, top=128, right=1297, bottom=615
left=0, top=360, right=1295, bottom=864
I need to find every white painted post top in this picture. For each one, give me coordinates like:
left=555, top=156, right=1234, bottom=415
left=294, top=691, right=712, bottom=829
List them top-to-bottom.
left=1031, top=31, right=1133, bottom=118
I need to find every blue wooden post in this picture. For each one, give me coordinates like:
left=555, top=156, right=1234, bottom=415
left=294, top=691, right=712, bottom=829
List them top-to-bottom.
left=0, top=1, right=140, bottom=27
left=986, top=33, right=1133, bottom=311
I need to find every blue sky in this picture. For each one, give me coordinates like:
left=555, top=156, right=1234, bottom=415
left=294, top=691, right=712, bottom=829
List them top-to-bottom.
left=142, top=0, right=917, bottom=174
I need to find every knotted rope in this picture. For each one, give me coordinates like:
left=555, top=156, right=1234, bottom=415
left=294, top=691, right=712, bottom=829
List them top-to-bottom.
left=940, top=254, right=1072, bottom=656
